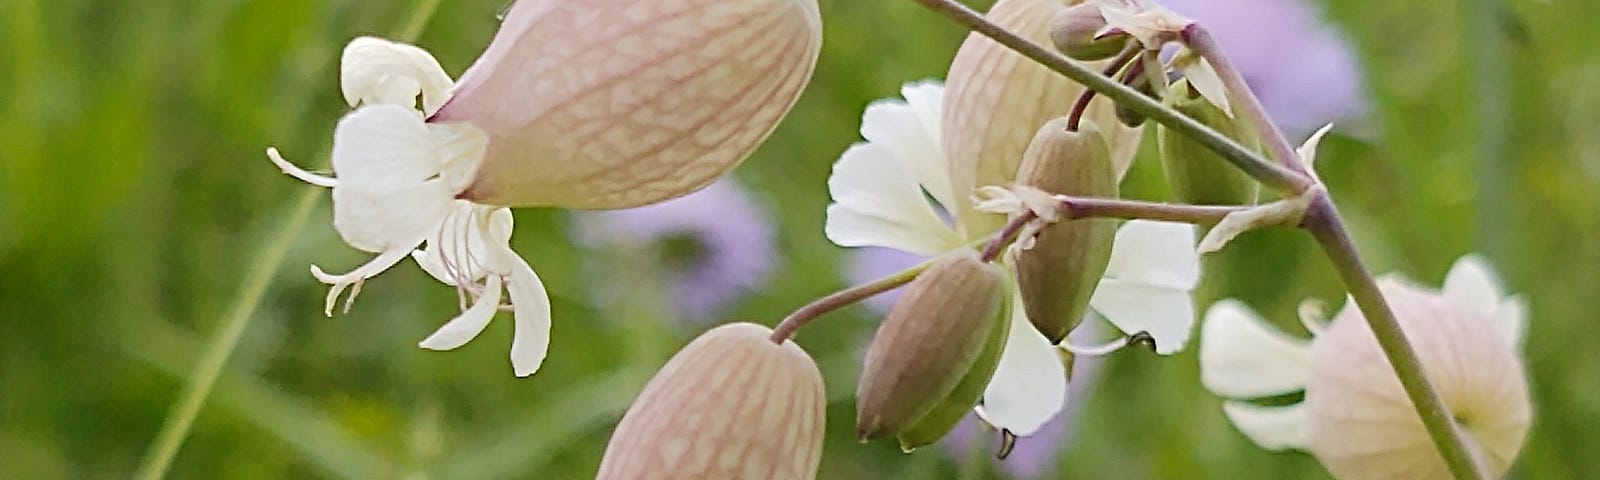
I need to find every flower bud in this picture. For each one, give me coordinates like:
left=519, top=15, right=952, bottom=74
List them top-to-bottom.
left=435, top=0, right=823, bottom=209
left=943, top=0, right=1142, bottom=232
left=1048, top=2, right=1130, bottom=61
left=1113, top=66, right=1158, bottom=128
left=1157, top=80, right=1259, bottom=206
left=1011, top=118, right=1117, bottom=343
left=856, top=251, right=1010, bottom=445
left=1304, top=280, right=1531, bottom=480
left=597, top=322, right=825, bottom=480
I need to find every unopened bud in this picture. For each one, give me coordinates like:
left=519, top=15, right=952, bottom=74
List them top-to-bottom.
left=437, top=0, right=823, bottom=209
left=1048, top=3, right=1130, bottom=61
left=1113, top=66, right=1159, bottom=128
left=1158, top=80, right=1260, bottom=206
left=1012, top=118, right=1117, bottom=343
left=857, top=251, right=1009, bottom=446
left=1305, top=279, right=1530, bottom=480
left=597, top=323, right=825, bottom=480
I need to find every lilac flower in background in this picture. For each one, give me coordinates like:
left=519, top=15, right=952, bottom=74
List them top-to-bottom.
left=1161, top=0, right=1367, bottom=136
left=576, top=180, right=776, bottom=322
left=845, top=247, right=927, bottom=312
left=939, top=324, right=1109, bottom=479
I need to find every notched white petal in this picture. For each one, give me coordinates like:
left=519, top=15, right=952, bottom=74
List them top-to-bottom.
left=341, top=36, right=455, bottom=113
left=824, top=142, right=959, bottom=255
left=1105, top=220, right=1199, bottom=290
left=310, top=247, right=412, bottom=316
left=1442, top=253, right=1504, bottom=318
left=419, top=275, right=504, bottom=351
left=1089, top=279, right=1195, bottom=354
left=1491, top=294, right=1528, bottom=349
left=981, top=298, right=1069, bottom=437
left=1199, top=300, right=1312, bottom=398
left=1221, top=401, right=1308, bottom=451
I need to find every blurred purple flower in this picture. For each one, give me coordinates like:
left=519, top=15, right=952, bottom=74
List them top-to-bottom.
left=1161, top=0, right=1367, bottom=136
left=576, top=180, right=775, bottom=321
left=845, top=247, right=927, bottom=311
left=939, top=324, right=1108, bottom=479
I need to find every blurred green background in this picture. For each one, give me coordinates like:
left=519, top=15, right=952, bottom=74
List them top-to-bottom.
left=2, top=0, right=1596, bottom=478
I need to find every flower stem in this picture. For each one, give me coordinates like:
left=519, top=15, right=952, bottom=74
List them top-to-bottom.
left=905, top=0, right=1313, bottom=195
left=133, top=2, right=444, bottom=478
left=1179, top=24, right=1306, bottom=176
left=1066, top=45, right=1139, bottom=132
left=1060, top=196, right=1243, bottom=225
left=1302, top=196, right=1488, bottom=480
left=979, top=211, right=1037, bottom=262
left=768, top=259, right=934, bottom=344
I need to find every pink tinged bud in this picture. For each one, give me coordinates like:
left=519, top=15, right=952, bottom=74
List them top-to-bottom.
left=434, top=0, right=823, bottom=209
left=943, top=0, right=1141, bottom=232
left=1048, top=2, right=1130, bottom=61
left=1012, top=118, right=1117, bottom=343
left=856, top=251, right=1010, bottom=447
left=1304, top=280, right=1531, bottom=480
left=596, top=322, right=825, bottom=480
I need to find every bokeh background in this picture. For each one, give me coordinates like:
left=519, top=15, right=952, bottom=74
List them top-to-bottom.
left=2, top=0, right=1596, bottom=478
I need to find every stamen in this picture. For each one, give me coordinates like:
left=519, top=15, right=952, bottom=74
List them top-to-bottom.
left=266, top=147, right=338, bottom=188
left=309, top=248, right=411, bottom=316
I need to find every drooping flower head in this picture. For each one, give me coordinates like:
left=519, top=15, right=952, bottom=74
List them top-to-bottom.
left=267, top=0, right=821, bottom=376
left=576, top=180, right=775, bottom=321
left=1200, top=255, right=1531, bottom=478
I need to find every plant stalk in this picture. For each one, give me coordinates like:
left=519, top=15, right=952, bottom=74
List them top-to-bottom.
left=906, top=0, right=1313, bottom=195
left=1180, top=24, right=1306, bottom=176
left=1302, top=196, right=1489, bottom=480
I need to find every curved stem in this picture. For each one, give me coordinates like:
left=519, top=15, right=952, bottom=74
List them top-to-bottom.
left=906, top=0, right=1313, bottom=195
left=134, top=2, right=444, bottom=478
left=1180, top=24, right=1306, bottom=176
left=1066, top=45, right=1140, bottom=131
left=1060, top=196, right=1244, bottom=225
left=1302, top=196, right=1488, bottom=480
left=980, top=211, right=1036, bottom=262
left=769, top=259, right=934, bottom=344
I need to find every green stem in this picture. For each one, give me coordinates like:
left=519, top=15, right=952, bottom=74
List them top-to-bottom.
left=906, top=0, right=1313, bottom=195
left=133, top=2, right=444, bottom=478
left=1180, top=25, right=1306, bottom=176
left=134, top=188, right=320, bottom=480
left=1061, top=196, right=1244, bottom=225
left=1302, top=197, right=1488, bottom=480
left=768, top=259, right=934, bottom=344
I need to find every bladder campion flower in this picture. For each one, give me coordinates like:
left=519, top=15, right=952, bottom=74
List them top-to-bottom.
left=268, top=0, right=821, bottom=376
left=1199, top=255, right=1531, bottom=479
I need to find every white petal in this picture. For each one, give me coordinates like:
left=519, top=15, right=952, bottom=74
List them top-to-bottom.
left=341, top=37, right=454, bottom=113
left=1185, top=58, right=1232, bottom=117
left=881, top=81, right=956, bottom=210
left=331, top=105, right=443, bottom=187
left=427, top=122, right=490, bottom=192
left=824, top=142, right=960, bottom=255
left=266, top=147, right=337, bottom=188
left=330, top=180, right=455, bottom=253
left=1104, top=220, right=1199, bottom=290
left=309, top=247, right=412, bottom=316
left=505, top=251, right=552, bottom=377
left=1442, top=253, right=1504, bottom=318
left=418, top=274, right=503, bottom=351
left=1090, top=279, right=1195, bottom=355
left=1491, top=294, right=1528, bottom=349
left=980, top=300, right=1069, bottom=436
left=1199, top=300, right=1311, bottom=398
left=1221, top=401, right=1308, bottom=451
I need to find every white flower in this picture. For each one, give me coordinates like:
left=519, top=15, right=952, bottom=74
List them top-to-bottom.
left=1094, top=0, right=1192, bottom=49
left=267, top=37, right=551, bottom=377
left=825, top=82, right=1199, bottom=436
left=1198, top=254, right=1530, bottom=476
